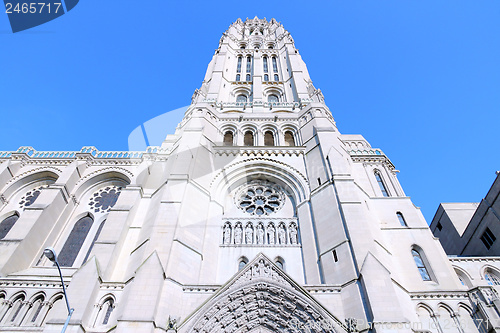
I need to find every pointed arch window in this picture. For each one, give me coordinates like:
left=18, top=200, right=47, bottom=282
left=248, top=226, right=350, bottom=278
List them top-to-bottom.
left=237, top=56, right=242, bottom=73
left=246, top=56, right=251, bottom=72
left=272, top=56, right=278, bottom=72
left=263, top=57, right=268, bottom=73
left=236, top=74, right=240, bottom=81
left=246, top=74, right=251, bottom=81
left=264, top=74, right=269, bottom=81
left=274, top=74, right=279, bottom=82
left=244, top=131, right=254, bottom=146
left=264, top=131, right=274, bottom=146
left=284, top=131, right=295, bottom=146
left=374, top=171, right=389, bottom=197
left=396, top=212, right=407, bottom=227
left=0, top=213, right=19, bottom=240
left=58, top=215, right=94, bottom=267
left=412, top=249, right=431, bottom=281
left=275, top=257, right=285, bottom=271
left=485, top=269, right=500, bottom=286
left=9, top=295, right=25, bottom=324
left=29, top=295, right=44, bottom=324
left=101, top=298, right=114, bottom=325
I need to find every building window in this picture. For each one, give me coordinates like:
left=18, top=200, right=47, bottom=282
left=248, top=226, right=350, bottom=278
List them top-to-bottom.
left=237, top=56, right=242, bottom=73
left=246, top=56, right=251, bottom=72
left=272, top=56, right=278, bottom=72
left=263, top=57, right=268, bottom=72
left=236, top=74, right=240, bottom=81
left=246, top=74, right=251, bottom=81
left=264, top=74, right=269, bottom=81
left=274, top=74, right=279, bottom=81
left=268, top=94, right=279, bottom=104
left=236, top=95, right=247, bottom=103
left=223, top=131, right=234, bottom=146
left=244, top=131, right=254, bottom=146
left=264, top=131, right=274, bottom=146
left=284, top=131, right=295, bottom=146
left=374, top=171, right=389, bottom=197
left=19, top=186, right=44, bottom=208
left=396, top=212, right=407, bottom=227
left=0, top=213, right=19, bottom=240
left=58, top=215, right=94, bottom=267
left=436, top=222, right=443, bottom=231
left=480, top=227, right=496, bottom=250
left=333, top=249, right=338, bottom=262
left=412, top=249, right=431, bottom=281
left=238, top=257, right=248, bottom=271
left=275, top=257, right=285, bottom=270
left=485, top=269, right=500, bottom=285
left=9, top=295, right=25, bottom=324
left=29, top=295, right=44, bottom=324
left=101, top=298, right=114, bottom=325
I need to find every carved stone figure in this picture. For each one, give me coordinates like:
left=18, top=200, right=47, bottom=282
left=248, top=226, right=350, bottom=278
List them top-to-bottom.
left=289, top=223, right=298, bottom=245
left=223, top=224, right=231, bottom=244
left=234, top=224, right=243, bottom=244
left=245, top=224, right=253, bottom=244
left=257, top=224, right=265, bottom=244
left=267, top=224, right=275, bottom=244
left=278, top=224, right=286, bottom=245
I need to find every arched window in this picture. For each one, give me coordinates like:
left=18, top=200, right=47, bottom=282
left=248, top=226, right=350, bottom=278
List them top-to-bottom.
left=236, top=56, right=242, bottom=73
left=246, top=56, right=251, bottom=72
left=272, top=56, right=278, bottom=72
left=263, top=57, right=268, bottom=72
left=236, top=74, right=240, bottom=81
left=246, top=74, right=251, bottom=81
left=264, top=74, right=269, bottom=81
left=274, top=74, right=279, bottom=81
left=268, top=94, right=279, bottom=104
left=236, top=95, right=247, bottom=103
left=223, top=131, right=234, bottom=146
left=244, top=131, right=254, bottom=146
left=264, top=131, right=274, bottom=146
left=284, top=131, right=295, bottom=146
left=374, top=171, right=389, bottom=197
left=396, top=212, right=407, bottom=227
left=0, top=213, right=19, bottom=240
left=58, top=215, right=94, bottom=267
left=83, top=219, right=106, bottom=264
left=412, top=249, right=431, bottom=281
left=238, top=257, right=248, bottom=271
left=275, top=258, right=285, bottom=271
left=454, top=269, right=472, bottom=288
left=485, top=269, right=500, bottom=285
left=8, top=295, right=25, bottom=324
left=29, top=295, right=44, bottom=324
left=101, top=298, right=114, bottom=325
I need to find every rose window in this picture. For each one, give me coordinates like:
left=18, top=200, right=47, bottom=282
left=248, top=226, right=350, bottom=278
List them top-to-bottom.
left=236, top=182, right=285, bottom=216
left=19, top=186, right=46, bottom=208
left=89, top=186, right=122, bottom=213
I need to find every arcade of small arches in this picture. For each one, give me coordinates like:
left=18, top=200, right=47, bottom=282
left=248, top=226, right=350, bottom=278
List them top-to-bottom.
left=222, top=126, right=297, bottom=147
left=222, top=220, right=299, bottom=246
left=0, top=291, right=63, bottom=327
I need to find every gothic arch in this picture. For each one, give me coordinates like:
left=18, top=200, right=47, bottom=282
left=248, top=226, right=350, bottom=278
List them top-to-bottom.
left=210, top=158, right=309, bottom=206
left=73, top=168, right=132, bottom=196
left=1, top=169, right=59, bottom=200
left=182, top=254, right=345, bottom=333
left=452, top=265, right=473, bottom=287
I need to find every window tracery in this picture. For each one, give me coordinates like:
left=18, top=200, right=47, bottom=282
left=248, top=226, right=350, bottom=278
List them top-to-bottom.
left=235, top=181, right=285, bottom=216
left=89, top=186, right=122, bottom=213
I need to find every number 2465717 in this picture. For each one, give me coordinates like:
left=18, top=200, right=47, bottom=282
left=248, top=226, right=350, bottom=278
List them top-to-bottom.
left=5, top=3, right=62, bottom=14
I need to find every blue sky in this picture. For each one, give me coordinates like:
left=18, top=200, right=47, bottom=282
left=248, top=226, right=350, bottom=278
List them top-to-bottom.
left=0, top=1, right=499, bottom=222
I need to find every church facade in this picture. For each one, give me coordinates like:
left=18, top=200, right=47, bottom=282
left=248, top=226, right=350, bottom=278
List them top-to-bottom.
left=0, top=17, right=499, bottom=333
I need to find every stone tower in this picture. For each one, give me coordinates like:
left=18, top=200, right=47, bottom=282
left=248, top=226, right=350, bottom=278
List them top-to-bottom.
left=0, top=17, right=497, bottom=333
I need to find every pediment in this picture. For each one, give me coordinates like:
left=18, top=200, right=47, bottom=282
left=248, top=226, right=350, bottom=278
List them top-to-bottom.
left=179, top=253, right=346, bottom=333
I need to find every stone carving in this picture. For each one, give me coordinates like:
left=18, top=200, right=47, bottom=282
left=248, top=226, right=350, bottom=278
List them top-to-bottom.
left=89, top=186, right=122, bottom=213
left=222, top=220, right=300, bottom=246
left=245, top=223, right=254, bottom=244
left=257, top=223, right=265, bottom=244
left=278, top=223, right=286, bottom=245
left=289, top=223, right=298, bottom=245
left=223, top=224, right=231, bottom=244
left=234, top=224, right=243, bottom=244
left=267, top=224, right=275, bottom=245
left=189, top=256, right=339, bottom=333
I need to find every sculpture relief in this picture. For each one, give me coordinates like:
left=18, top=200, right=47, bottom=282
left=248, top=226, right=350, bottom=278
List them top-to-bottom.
left=221, top=220, right=300, bottom=246
left=245, top=223, right=254, bottom=244
left=223, top=224, right=231, bottom=244
left=234, top=224, right=243, bottom=244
